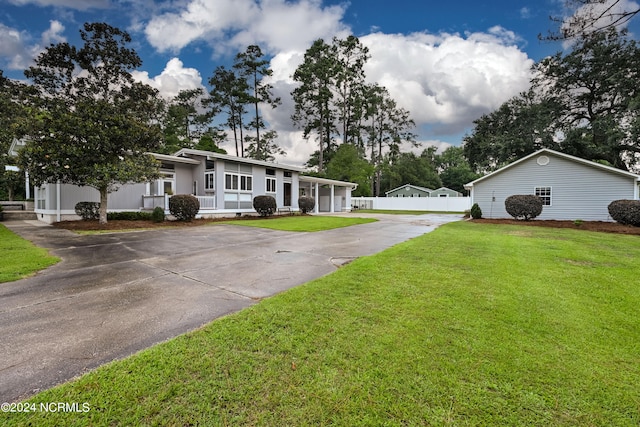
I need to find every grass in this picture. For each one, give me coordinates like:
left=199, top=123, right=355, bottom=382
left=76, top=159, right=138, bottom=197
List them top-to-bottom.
left=353, top=209, right=464, bottom=215
left=224, top=215, right=377, bottom=232
left=2, top=222, right=639, bottom=426
left=0, top=224, right=59, bottom=283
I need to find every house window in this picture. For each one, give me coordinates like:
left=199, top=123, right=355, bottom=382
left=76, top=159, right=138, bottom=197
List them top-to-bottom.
left=266, top=168, right=276, bottom=176
left=205, top=171, right=215, bottom=190
left=225, top=173, right=252, bottom=191
left=266, top=177, right=277, bottom=193
left=535, top=187, right=552, bottom=206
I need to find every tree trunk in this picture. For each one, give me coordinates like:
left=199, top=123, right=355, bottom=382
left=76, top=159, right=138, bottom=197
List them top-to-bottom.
left=99, top=188, right=108, bottom=224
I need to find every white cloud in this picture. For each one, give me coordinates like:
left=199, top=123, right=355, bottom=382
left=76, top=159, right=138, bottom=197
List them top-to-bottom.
left=7, top=0, right=109, bottom=9
left=144, top=0, right=349, bottom=55
left=0, top=20, right=66, bottom=70
left=260, top=29, right=533, bottom=166
left=263, top=29, right=533, bottom=142
left=360, top=30, right=533, bottom=134
left=132, top=57, right=205, bottom=99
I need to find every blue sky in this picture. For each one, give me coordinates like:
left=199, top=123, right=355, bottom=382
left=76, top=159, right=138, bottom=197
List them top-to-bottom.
left=1, top=0, right=639, bottom=164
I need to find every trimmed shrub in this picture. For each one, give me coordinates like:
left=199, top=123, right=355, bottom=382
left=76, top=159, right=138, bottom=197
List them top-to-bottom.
left=169, top=194, right=200, bottom=221
left=253, top=195, right=277, bottom=217
left=505, top=195, right=543, bottom=221
left=298, top=196, right=315, bottom=214
left=608, top=199, right=640, bottom=226
left=75, top=201, right=100, bottom=220
left=470, top=203, right=482, bottom=219
left=151, top=206, right=165, bottom=223
left=107, top=211, right=153, bottom=221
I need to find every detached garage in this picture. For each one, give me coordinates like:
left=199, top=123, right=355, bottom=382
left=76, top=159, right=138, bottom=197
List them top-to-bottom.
left=464, top=149, right=640, bottom=221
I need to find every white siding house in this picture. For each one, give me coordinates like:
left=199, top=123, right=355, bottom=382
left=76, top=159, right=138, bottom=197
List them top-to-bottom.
left=29, top=148, right=357, bottom=223
left=464, top=149, right=640, bottom=221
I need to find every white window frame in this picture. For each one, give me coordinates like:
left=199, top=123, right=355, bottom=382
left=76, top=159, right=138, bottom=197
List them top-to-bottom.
left=205, top=171, right=215, bottom=191
left=225, top=172, right=252, bottom=192
left=266, top=177, right=277, bottom=193
left=535, top=186, right=552, bottom=206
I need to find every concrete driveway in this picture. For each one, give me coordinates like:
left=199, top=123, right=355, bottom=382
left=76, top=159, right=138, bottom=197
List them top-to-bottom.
left=0, top=213, right=461, bottom=403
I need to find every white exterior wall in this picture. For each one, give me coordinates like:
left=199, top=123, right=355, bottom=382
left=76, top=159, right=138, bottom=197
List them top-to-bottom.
left=472, top=153, right=637, bottom=221
left=34, top=182, right=149, bottom=223
left=352, top=197, right=471, bottom=212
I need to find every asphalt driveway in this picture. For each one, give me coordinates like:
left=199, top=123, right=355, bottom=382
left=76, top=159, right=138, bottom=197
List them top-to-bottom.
left=0, top=213, right=461, bottom=403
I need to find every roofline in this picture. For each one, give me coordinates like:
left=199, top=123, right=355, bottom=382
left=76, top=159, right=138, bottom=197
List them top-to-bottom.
left=174, top=148, right=307, bottom=172
left=464, top=148, right=640, bottom=189
left=152, top=153, right=201, bottom=165
left=299, top=175, right=358, bottom=188
left=385, top=183, right=433, bottom=194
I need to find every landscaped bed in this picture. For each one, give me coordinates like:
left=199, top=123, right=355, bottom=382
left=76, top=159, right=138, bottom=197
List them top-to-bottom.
left=472, top=218, right=640, bottom=235
left=2, top=221, right=638, bottom=426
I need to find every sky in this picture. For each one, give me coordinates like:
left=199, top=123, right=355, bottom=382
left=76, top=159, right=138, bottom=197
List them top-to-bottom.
left=1, top=0, right=639, bottom=166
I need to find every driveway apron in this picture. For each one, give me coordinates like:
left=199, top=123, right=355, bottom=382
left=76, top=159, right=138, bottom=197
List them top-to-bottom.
left=0, top=213, right=461, bottom=402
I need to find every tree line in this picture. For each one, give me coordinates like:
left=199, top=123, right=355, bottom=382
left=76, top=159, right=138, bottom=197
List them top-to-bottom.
left=0, top=22, right=476, bottom=217
left=463, top=27, right=640, bottom=174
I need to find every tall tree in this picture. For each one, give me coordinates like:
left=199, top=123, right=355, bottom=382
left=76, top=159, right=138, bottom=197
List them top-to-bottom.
left=545, top=0, right=640, bottom=40
left=19, top=22, right=163, bottom=224
left=533, top=28, right=640, bottom=170
left=332, top=35, right=370, bottom=145
left=292, top=39, right=336, bottom=172
left=233, top=45, right=281, bottom=159
left=205, top=66, right=249, bottom=157
left=362, top=84, right=417, bottom=195
left=161, top=88, right=209, bottom=154
left=463, top=90, right=561, bottom=173
left=244, top=130, right=285, bottom=162
left=324, top=143, right=374, bottom=196
left=434, top=146, right=480, bottom=193
left=380, top=152, right=441, bottom=195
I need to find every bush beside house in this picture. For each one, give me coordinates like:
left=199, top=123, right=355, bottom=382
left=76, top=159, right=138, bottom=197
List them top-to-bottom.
left=169, top=195, right=200, bottom=221
left=253, top=195, right=277, bottom=217
left=504, top=195, right=543, bottom=221
left=298, top=196, right=315, bottom=214
left=608, top=200, right=640, bottom=226
left=75, top=202, right=100, bottom=220
left=470, top=203, right=482, bottom=219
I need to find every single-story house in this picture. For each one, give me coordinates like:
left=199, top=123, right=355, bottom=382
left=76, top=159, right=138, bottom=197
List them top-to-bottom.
left=22, top=147, right=357, bottom=223
left=464, top=148, right=640, bottom=221
left=385, top=184, right=433, bottom=197
left=385, top=184, right=462, bottom=198
left=429, top=187, right=463, bottom=198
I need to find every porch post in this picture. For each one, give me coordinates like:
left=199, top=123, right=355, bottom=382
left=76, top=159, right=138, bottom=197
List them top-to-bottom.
left=25, top=171, right=30, bottom=200
left=314, top=182, right=319, bottom=213
left=330, top=184, right=335, bottom=213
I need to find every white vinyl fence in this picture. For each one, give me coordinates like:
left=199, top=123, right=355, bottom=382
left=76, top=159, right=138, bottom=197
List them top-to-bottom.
left=351, top=197, right=471, bottom=212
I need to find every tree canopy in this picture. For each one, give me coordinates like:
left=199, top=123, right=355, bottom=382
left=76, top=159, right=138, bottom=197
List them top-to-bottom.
left=545, top=0, right=640, bottom=40
left=18, top=22, right=163, bottom=224
left=464, top=28, right=640, bottom=173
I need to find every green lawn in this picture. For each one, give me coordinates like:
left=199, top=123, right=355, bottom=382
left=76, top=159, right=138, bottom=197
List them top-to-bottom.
left=224, top=215, right=377, bottom=231
left=2, top=222, right=639, bottom=426
left=0, top=224, right=59, bottom=283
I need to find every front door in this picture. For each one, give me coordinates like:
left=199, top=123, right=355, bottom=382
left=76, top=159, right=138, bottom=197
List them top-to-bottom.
left=283, top=183, right=292, bottom=206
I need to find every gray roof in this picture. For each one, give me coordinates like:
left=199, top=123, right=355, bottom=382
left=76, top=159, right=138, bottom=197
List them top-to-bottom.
left=464, top=148, right=640, bottom=189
